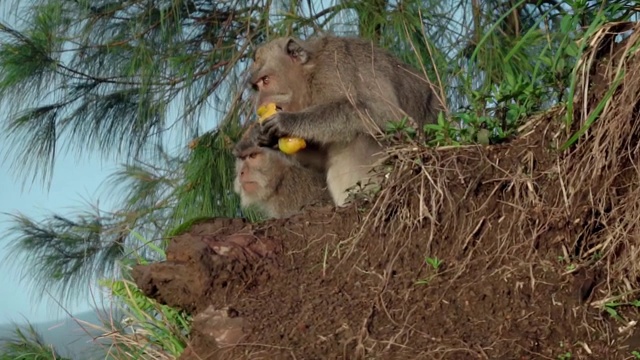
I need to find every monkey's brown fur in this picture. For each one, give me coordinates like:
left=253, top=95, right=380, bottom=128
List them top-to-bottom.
left=248, top=35, right=442, bottom=205
left=233, top=123, right=331, bottom=219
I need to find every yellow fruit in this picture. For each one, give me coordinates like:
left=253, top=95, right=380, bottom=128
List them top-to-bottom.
left=255, top=103, right=307, bottom=154
left=257, top=103, right=278, bottom=123
left=278, top=137, right=307, bottom=154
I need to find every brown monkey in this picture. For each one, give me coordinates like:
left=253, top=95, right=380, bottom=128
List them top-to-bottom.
left=248, top=35, right=442, bottom=206
left=233, top=124, right=331, bottom=219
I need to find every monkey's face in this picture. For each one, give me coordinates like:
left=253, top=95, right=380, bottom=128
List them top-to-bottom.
left=248, top=38, right=311, bottom=113
left=233, top=147, right=277, bottom=205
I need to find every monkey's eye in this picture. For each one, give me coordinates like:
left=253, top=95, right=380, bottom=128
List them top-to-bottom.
left=250, top=76, right=269, bottom=91
left=255, top=76, right=270, bottom=89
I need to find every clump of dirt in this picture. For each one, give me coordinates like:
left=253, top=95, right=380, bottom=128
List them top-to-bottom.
left=133, top=23, right=640, bottom=359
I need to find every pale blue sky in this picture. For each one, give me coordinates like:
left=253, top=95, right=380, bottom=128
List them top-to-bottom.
left=0, top=0, right=213, bottom=325
left=0, top=1, right=118, bottom=325
left=0, top=139, right=120, bottom=324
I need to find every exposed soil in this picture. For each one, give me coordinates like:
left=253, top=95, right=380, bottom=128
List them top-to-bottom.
left=132, top=23, right=640, bottom=359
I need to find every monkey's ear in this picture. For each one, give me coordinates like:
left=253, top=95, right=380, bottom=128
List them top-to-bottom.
left=285, top=38, right=310, bottom=64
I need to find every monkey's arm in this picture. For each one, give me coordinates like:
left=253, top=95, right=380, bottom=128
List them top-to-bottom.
left=258, top=97, right=395, bottom=146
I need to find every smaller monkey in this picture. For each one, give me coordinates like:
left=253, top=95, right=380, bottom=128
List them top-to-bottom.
left=233, top=124, right=331, bottom=219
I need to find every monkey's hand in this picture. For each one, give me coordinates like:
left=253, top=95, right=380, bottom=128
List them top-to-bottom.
left=257, top=112, right=292, bottom=147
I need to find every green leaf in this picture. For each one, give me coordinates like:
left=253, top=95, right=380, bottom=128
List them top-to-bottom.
left=565, top=42, right=580, bottom=58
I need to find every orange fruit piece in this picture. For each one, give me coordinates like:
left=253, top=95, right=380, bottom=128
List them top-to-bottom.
left=256, top=103, right=307, bottom=154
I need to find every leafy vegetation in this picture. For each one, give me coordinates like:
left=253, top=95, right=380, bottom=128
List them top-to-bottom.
left=0, top=0, right=638, bottom=358
left=415, top=256, right=443, bottom=285
left=91, top=267, right=190, bottom=359
left=0, top=322, right=70, bottom=360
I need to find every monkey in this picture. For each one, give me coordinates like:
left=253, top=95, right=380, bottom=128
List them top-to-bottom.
left=247, top=35, right=442, bottom=206
left=232, top=123, right=332, bottom=219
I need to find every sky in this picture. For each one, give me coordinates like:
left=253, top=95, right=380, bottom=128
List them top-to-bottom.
left=0, top=1, right=137, bottom=326
left=0, top=1, right=118, bottom=326
left=0, top=2, right=201, bottom=327
left=0, top=139, right=120, bottom=324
